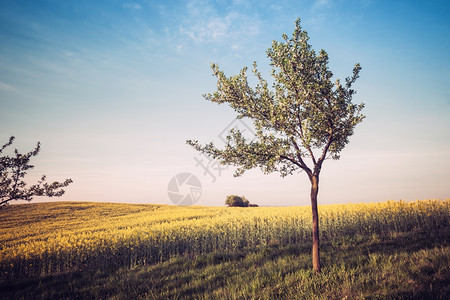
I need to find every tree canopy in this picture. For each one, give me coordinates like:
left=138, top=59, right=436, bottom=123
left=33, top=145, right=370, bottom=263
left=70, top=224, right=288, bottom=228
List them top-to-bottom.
left=188, top=19, right=364, bottom=181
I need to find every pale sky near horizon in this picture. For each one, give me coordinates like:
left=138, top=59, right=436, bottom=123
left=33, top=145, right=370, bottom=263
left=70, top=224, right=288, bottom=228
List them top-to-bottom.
left=1, top=0, right=449, bottom=206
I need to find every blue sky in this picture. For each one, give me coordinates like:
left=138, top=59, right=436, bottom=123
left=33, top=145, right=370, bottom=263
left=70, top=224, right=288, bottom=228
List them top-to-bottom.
left=1, top=0, right=449, bottom=206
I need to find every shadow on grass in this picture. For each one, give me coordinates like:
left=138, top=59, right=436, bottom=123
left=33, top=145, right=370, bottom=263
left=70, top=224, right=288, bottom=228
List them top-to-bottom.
left=323, top=228, right=449, bottom=262
left=1, top=229, right=449, bottom=299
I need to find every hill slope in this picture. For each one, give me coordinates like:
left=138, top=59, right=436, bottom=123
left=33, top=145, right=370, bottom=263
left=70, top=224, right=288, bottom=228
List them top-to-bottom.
left=0, top=200, right=449, bottom=299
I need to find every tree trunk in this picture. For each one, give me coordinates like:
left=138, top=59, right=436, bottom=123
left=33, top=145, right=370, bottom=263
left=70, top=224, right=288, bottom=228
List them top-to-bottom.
left=310, top=174, right=321, bottom=273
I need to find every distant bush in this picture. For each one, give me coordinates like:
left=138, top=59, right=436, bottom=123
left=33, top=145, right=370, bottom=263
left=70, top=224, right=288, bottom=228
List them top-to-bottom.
left=225, top=195, right=257, bottom=207
left=225, top=195, right=246, bottom=207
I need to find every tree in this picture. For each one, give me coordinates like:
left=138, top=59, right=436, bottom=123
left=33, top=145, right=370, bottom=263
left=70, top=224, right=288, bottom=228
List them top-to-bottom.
left=187, top=19, right=365, bottom=273
left=0, top=136, right=73, bottom=206
left=225, top=195, right=247, bottom=207
left=225, top=195, right=256, bottom=207
left=242, top=196, right=250, bottom=207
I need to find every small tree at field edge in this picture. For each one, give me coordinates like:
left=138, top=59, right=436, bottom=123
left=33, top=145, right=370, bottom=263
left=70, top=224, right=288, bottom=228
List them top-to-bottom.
left=0, top=136, right=73, bottom=206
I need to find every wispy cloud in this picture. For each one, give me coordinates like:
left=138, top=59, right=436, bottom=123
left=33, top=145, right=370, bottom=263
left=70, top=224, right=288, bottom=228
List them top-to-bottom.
left=178, top=0, right=261, bottom=50
left=311, top=0, right=333, bottom=14
left=314, top=0, right=330, bottom=7
left=123, top=2, right=142, bottom=10
left=180, top=16, right=229, bottom=43
left=0, top=81, right=16, bottom=92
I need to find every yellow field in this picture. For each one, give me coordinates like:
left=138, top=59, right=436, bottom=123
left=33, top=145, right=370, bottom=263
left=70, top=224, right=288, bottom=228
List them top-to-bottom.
left=1, top=199, right=449, bottom=280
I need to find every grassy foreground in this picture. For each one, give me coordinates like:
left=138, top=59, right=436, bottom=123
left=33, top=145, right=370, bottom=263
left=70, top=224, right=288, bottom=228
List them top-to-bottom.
left=0, top=200, right=449, bottom=299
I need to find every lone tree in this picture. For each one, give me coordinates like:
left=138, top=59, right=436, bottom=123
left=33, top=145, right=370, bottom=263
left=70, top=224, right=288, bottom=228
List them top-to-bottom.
left=187, top=19, right=365, bottom=273
left=0, top=136, right=73, bottom=206
left=225, top=195, right=249, bottom=207
left=225, top=195, right=256, bottom=207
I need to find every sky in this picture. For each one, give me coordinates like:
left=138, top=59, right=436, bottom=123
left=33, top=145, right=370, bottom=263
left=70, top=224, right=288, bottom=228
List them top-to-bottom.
left=1, top=0, right=449, bottom=206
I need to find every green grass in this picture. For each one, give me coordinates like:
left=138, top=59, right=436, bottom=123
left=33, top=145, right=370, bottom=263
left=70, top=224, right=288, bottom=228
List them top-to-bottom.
left=1, top=229, right=449, bottom=299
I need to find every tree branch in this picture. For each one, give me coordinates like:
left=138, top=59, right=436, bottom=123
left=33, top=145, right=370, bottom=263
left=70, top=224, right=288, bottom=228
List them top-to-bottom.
left=315, top=135, right=333, bottom=175
left=0, top=137, right=72, bottom=206
left=288, top=137, right=312, bottom=174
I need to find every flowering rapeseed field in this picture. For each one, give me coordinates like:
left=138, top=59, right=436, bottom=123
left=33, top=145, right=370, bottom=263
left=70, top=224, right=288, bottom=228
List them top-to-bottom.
left=0, top=199, right=448, bottom=280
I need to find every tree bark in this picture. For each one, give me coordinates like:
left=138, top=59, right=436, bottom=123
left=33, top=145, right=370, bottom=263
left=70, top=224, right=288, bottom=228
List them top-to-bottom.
left=310, top=174, right=321, bottom=273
